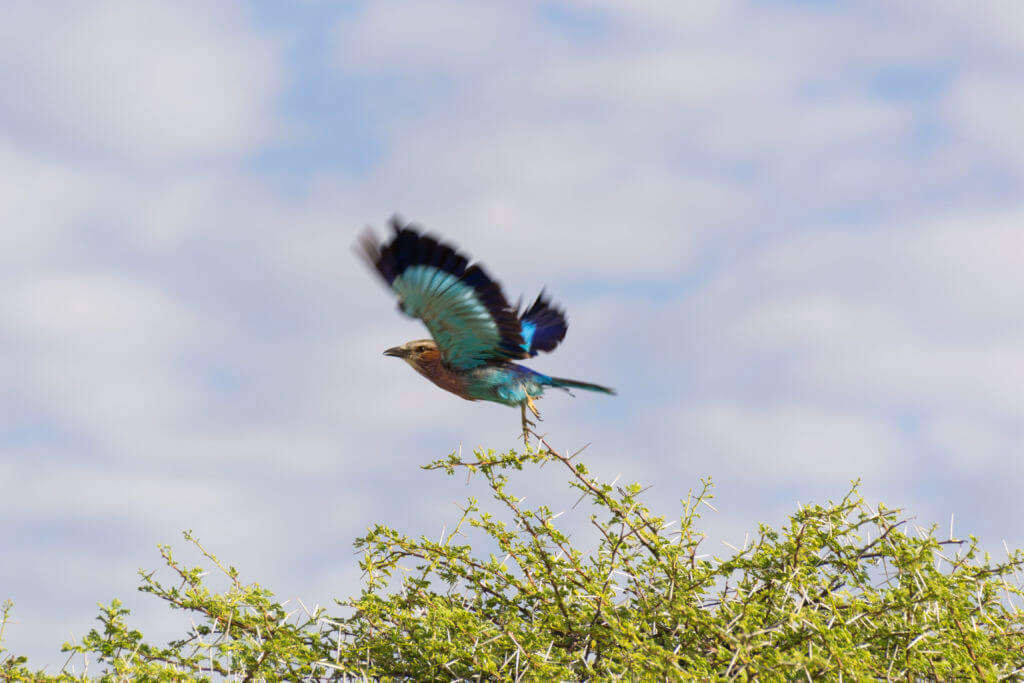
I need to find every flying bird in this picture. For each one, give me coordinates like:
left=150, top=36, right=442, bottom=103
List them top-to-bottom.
left=358, top=217, right=615, bottom=446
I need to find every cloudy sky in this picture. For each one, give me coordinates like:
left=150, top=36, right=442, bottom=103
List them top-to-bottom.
left=3, top=0, right=1024, bottom=668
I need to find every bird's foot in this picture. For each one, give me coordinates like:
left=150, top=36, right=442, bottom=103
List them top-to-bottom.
left=526, top=396, right=542, bottom=421
left=520, top=401, right=542, bottom=450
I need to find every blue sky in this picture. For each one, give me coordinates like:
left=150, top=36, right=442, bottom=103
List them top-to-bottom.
left=3, top=0, right=1024, bottom=668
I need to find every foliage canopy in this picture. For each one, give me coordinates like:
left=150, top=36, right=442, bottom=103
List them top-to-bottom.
left=3, top=441, right=1024, bottom=680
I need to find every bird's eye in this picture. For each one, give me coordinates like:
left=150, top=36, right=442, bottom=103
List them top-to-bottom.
left=415, top=345, right=427, bottom=353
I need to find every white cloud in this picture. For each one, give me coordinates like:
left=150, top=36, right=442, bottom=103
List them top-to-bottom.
left=0, top=0, right=283, bottom=165
left=906, top=1, right=1024, bottom=55
left=334, top=2, right=532, bottom=73
left=946, top=74, right=1024, bottom=170
left=0, top=139, right=99, bottom=260
left=712, top=213, right=1024, bottom=421
left=0, top=273, right=204, bottom=455
left=669, top=403, right=906, bottom=485
left=924, top=415, right=1024, bottom=473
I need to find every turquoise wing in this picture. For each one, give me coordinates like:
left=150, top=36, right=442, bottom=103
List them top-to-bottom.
left=359, top=218, right=527, bottom=370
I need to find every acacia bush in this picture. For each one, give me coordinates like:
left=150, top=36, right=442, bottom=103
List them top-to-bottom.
left=3, top=441, right=1024, bottom=680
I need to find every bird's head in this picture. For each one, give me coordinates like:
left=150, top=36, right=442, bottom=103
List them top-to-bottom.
left=383, top=339, right=441, bottom=373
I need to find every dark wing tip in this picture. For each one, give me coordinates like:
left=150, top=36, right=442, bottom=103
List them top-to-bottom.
left=357, top=215, right=426, bottom=285
left=355, top=227, right=389, bottom=280
left=356, top=227, right=379, bottom=262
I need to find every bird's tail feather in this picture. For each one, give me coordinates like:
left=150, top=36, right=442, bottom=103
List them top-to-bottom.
left=548, top=376, right=616, bottom=395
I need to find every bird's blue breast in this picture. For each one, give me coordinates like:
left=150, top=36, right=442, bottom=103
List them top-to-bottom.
left=463, top=363, right=550, bottom=405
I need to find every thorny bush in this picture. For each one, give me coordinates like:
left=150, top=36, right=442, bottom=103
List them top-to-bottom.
left=3, top=440, right=1024, bottom=680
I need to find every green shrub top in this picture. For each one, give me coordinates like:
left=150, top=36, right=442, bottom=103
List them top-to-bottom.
left=3, top=441, right=1023, bottom=680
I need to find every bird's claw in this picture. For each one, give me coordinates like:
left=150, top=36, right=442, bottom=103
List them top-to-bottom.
left=526, top=397, right=542, bottom=422
left=520, top=399, right=544, bottom=450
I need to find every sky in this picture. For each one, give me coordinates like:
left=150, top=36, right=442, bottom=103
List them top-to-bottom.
left=2, top=0, right=1024, bottom=669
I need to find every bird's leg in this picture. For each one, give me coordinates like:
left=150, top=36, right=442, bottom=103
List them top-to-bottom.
left=520, top=397, right=543, bottom=450
left=520, top=402, right=533, bottom=448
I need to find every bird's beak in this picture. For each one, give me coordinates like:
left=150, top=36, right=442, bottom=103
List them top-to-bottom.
left=383, top=346, right=404, bottom=358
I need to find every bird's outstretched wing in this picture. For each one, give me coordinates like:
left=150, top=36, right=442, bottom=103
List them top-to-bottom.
left=359, top=217, right=528, bottom=369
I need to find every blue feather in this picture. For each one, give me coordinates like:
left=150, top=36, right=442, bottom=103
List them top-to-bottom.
left=519, top=292, right=567, bottom=356
left=520, top=320, right=537, bottom=350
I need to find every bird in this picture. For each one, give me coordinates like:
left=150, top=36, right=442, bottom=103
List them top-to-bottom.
left=358, top=217, right=615, bottom=446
